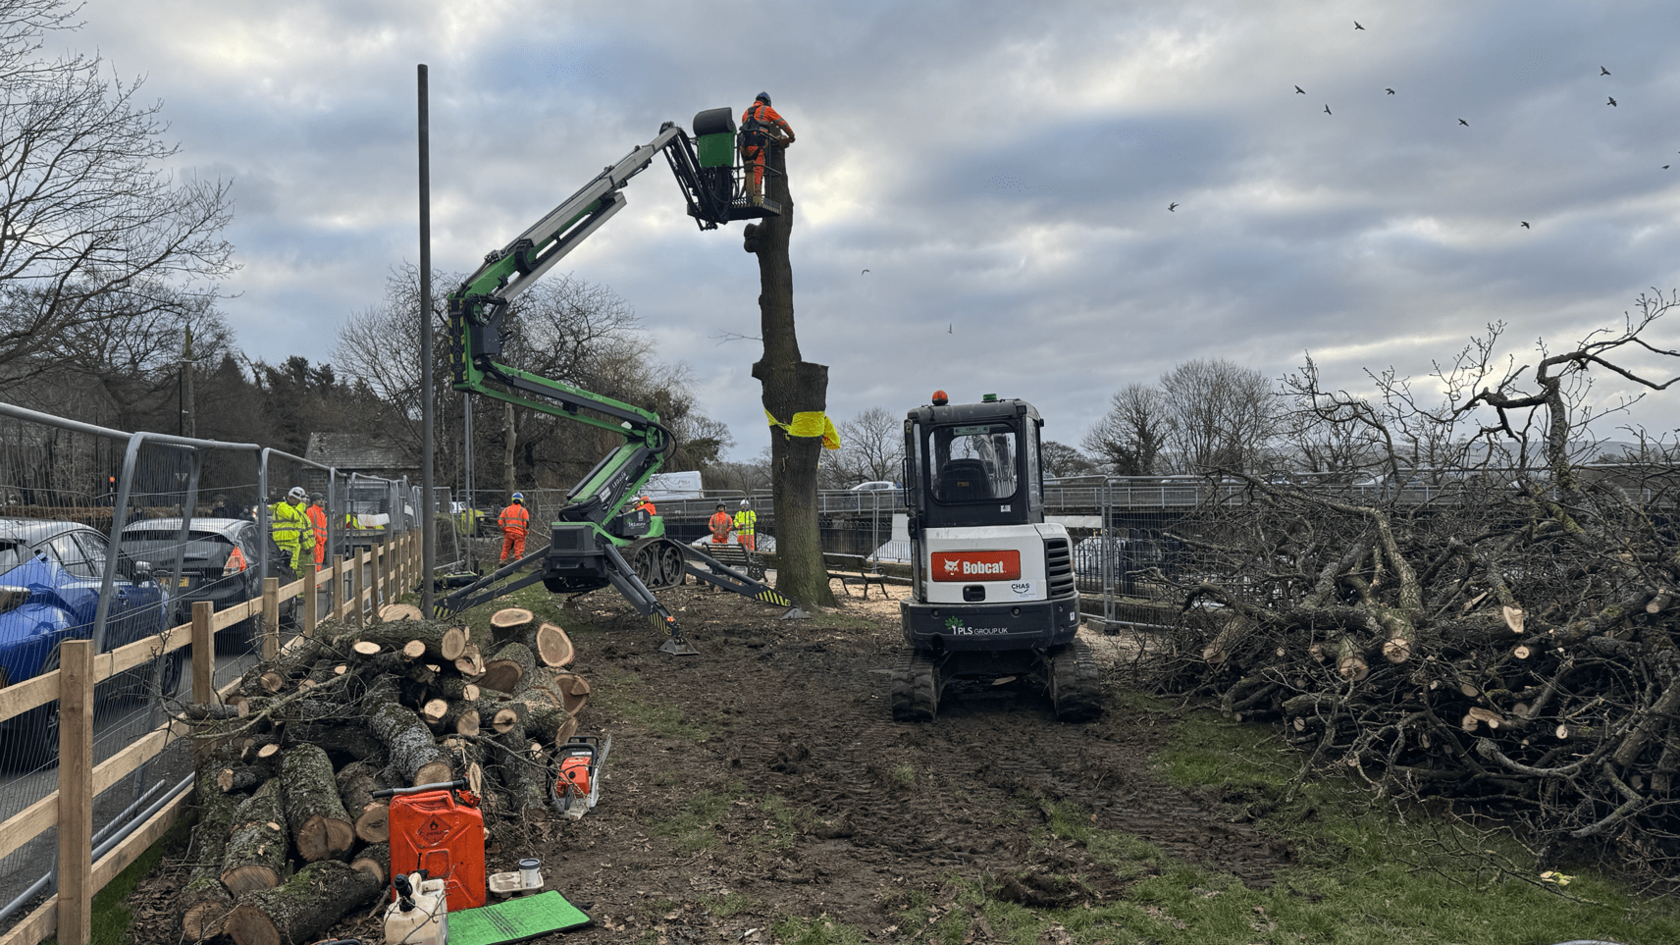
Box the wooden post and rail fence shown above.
[0,531,424,945]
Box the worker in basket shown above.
[634,494,657,516]
[499,491,531,563]
[740,92,794,206]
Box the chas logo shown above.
[930,550,1022,582]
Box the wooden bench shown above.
[827,553,889,599]
[697,539,766,580]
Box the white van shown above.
[642,471,703,501]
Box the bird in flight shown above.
[1168,202,1178,211]
[1324,104,1332,115]
[1386,88,1396,95]
[1354,21,1365,30]
[1295,85,1305,94]
[1601,66,1611,76]
[948,323,953,334]
[1520,221,1530,229]
[1665,165,1671,170]
[1459,118,1469,126]
[1607,96,1617,107]
[861,269,870,274]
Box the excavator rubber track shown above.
[890,648,943,722]
[1048,639,1103,723]
[623,536,691,589]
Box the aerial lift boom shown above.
[438,108,789,653]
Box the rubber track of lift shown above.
[889,648,940,723]
[1050,639,1103,723]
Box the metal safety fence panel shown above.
[0,401,424,940]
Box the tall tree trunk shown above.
[503,401,516,494]
[746,144,836,608]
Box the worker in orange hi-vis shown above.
[708,502,734,544]
[739,92,794,205]
[634,495,657,516]
[498,492,531,563]
[305,493,329,566]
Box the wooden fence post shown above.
[371,541,384,618]
[261,577,280,660]
[57,638,94,945]
[332,552,345,622]
[191,601,214,705]
[349,548,362,628]
[303,561,318,636]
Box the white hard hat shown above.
[740,499,751,509]
[287,486,307,502]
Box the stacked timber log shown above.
[179,608,579,944]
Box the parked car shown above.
[850,480,899,493]
[119,517,297,650]
[0,519,176,769]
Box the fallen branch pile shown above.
[178,606,585,945]
[1153,471,1680,877]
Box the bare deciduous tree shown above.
[0,0,234,390]
[1159,358,1277,474]
[824,407,903,488]
[1083,383,1169,476]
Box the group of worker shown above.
[708,499,758,550]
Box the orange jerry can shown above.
[386,787,487,910]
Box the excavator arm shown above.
[437,108,791,649]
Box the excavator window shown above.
[926,422,1019,504]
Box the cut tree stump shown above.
[335,761,390,843]
[220,779,289,895]
[349,841,390,885]
[479,642,535,694]
[366,699,454,786]
[181,760,243,939]
[379,603,425,622]
[533,622,574,667]
[490,607,534,642]
[280,744,355,862]
[225,859,381,945]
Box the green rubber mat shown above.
[447,891,592,945]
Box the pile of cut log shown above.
[179,607,584,945]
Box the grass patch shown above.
[587,667,715,741]
[46,815,192,945]
[649,787,737,852]
[700,891,756,918]
[771,915,868,945]
[892,763,916,785]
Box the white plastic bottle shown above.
[383,872,447,945]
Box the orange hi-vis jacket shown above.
[708,511,733,542]
[305,504,328,565]
[741,101,792,149]
[498,503,531,536]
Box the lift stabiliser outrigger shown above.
[437,108,792,654]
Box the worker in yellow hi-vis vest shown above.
[733,499,757,551]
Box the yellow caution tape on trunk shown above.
[764,409,840,450]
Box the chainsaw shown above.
[550,735,612,819]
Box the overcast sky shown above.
[68,0,1680,461]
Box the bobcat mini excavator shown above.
[437,107,791,653]
[890,391,1102,721]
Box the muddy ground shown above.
[128,579,1296,943]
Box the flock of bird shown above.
[1165,21,1665,228]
